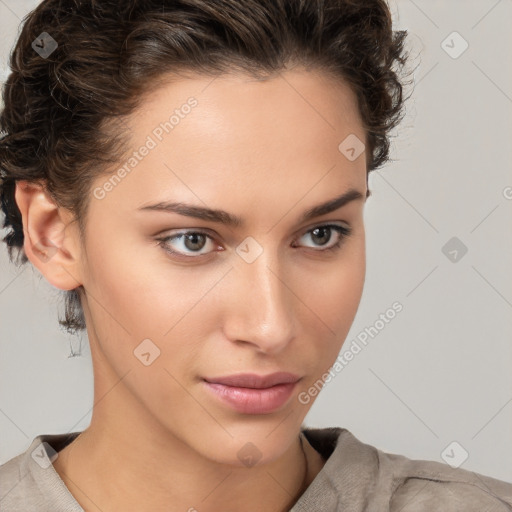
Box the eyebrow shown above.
[137,188,365,228]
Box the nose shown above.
[222,249,298,355]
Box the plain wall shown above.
[1,0,511,482]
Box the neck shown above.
[52,390,324,512]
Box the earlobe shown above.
[14,180,83,291]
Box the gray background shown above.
[1,0,511,482]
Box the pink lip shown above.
[204,372,300,388]
[203,372,301,414]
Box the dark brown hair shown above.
[0,0,412,335]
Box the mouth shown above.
[203,372,301,389]
[202,372,301,414]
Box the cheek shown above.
[302,235,365,331]
[84,229,215,333]
[81,239,214,404]
[298,235,366,373]
[336,236,366,334]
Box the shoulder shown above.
[0,451,25,502]
[302,427,512,511]
[0,433,83,511]
[0,442,43,511]
[343,429,512,511]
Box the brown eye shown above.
[294,224,352,252]
[156,223,352,262]
[156,231,216,258]
[182,232,207,251]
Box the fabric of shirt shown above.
[1,426,511,511]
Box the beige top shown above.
[1,426,511,511]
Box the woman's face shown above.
[76,68,367,464]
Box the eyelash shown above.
[155,224,352,261]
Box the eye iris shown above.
[311,227,331,246]
[184,233,206,251]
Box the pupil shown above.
[185,233,205,251]
[312,227,330,245]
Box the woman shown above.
[0,0,511,511]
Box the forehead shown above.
[130,67,363,141]
[91,68,367,220]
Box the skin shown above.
[15,67,368,512]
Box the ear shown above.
[14,180,83,291]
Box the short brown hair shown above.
[0,0,412,335]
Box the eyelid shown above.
[156,221,352,259]
[156,221,350,240]
[299,220,351,234]
[293,223,352,251]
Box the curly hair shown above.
[0,0,412,335]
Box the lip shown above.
[203,372,301,414]
[204,372,301,388]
